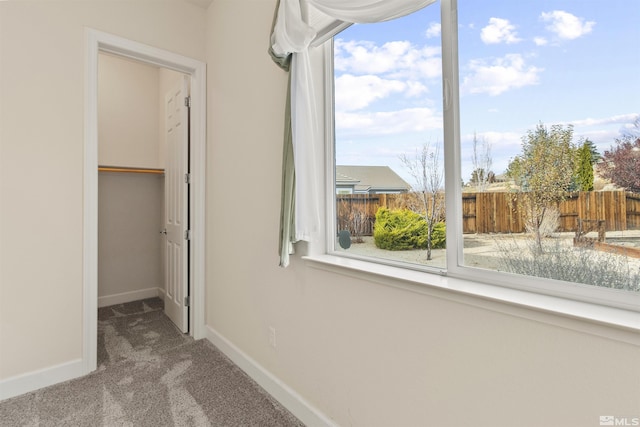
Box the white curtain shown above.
[307,0,437,24]
[271,0,436,266]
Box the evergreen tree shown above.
[575,142,594,191]
[581,138,601,163]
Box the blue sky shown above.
[333,0,639,186]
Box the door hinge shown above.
[184,230,191,241]
[184,96,191,108]
[184,173,191,184]
[184,296,190,307]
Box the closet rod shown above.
[98,166,164,175]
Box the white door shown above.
[164,76,190,333]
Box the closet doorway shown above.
[85,29,206,375]
[97,53,190,332]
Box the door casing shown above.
[84,29,206,374]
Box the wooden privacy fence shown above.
[336,193,409,237]
[337,191,640,235]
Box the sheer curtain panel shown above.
[270,0,437,267]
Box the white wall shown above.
[0,0,206,380]
[98,172,164,305]
[205,2,640,426]
[98,53,161,169]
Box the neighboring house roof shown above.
[336,165,411,193]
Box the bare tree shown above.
[399,141,445,260]
[471,132,493,192]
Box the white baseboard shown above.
[204,326,337,427]
[0,358,85,401]
[98,287,161,308]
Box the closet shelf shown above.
[98,166,164,175]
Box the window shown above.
[328,0,640,310]
[332,4,446,269]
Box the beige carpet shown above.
[0,299,304,427]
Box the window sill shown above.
[302,254,640,345]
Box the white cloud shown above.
[540,10,595,40]
[335,39,441,79]
[406,55,442,81]
[480,18,522,44]
[425,22,441,39]
[462,131,522,150]
[533,37,548,46]
[335,74,406,112]
[567,113,638,128]
[462,54,543,96]
[335,40,407,74]
[333,38,441,112]
[336,108,442,136]
[576,129,620,148]
[335,74,429,112]
[405,81,429,97]
[622,119,640,138]
[568,113,640,146]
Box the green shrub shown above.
[430,222,446,249]
[373,207,445,251]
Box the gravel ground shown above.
[335,230,640,273]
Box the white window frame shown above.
[310,0,640,330]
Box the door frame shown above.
[84,29,206,374]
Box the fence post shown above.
[576,217,582,239]
[598,220,606,242]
